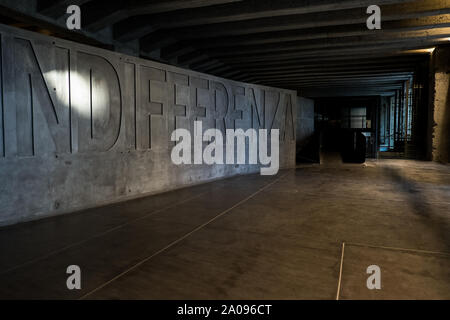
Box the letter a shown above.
[66,5,81,30]
[66,265,81,290]
[366,5,381,30]
[171,129,192,165]
[366,265,381,290]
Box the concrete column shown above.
[431,46,450,163]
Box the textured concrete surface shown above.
[431,46,450,164]
[340,244,450,299]
[0,24,296,226]
[0,159,448,299]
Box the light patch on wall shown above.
[44,69,109,119]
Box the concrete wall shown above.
[0,24,297,226]
[431,46,450,163]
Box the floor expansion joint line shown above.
[79,174,287,300]
[346,242,450,256]
[0,191,210,276]
[336,242,345,300]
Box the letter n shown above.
[2,37,70,157]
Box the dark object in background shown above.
[342,131,366,163]
[296,132,320,163]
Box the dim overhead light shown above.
[401,48,435,54]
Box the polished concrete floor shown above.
[0,159,449,299]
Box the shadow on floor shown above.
[381,166,450,253]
